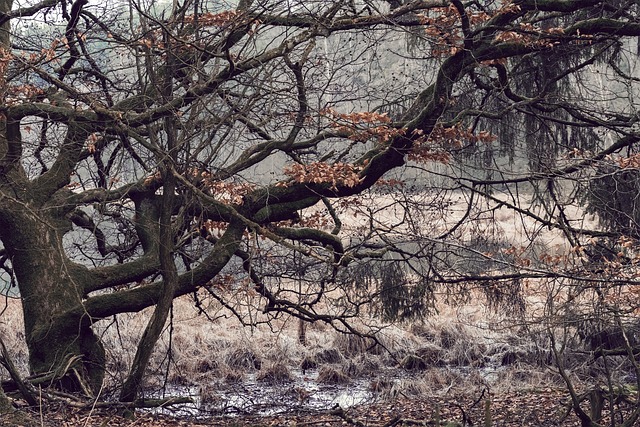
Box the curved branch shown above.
[271,226,344,260]
[58,0,88,81]
[566,18,640,36]
[68,209,108,256]
[282,50,310,146]
[29,123,91,201]
[63,181,147,206]
[451,0,471,50]
[81,219,246,319]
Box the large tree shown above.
[1,0,640,406]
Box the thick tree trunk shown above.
[0,0,105,395]
[0,208,105,394]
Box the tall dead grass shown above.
[0,289,551,403]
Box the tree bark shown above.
[0,206,104,394]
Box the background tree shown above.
[0,0,640,412]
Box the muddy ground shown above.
[0,389,608,426]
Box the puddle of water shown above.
[142,369,375,418]
[143,365,504,418]
[205,370,375,416]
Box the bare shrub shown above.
[439,325,462,349]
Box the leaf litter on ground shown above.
[0,389,604,427]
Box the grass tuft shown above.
[256,363,293,385]
[225,348,262,372]
[316,366,351,384]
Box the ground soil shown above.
[0,389,609,426]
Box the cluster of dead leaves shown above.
[408,124,496,164]
[281,162,362,190]
[188,168,255,205]
[617,153,640,169]
[413,1,568,57]
[183,11,240,27]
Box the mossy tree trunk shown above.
[0,0,103,394]
[0,206,105,393]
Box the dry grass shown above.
[256,363,293,384]
[0,291,556,397]
[0,279,580,416]
[316,366,351,384]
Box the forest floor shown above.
[0,389,602,427]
